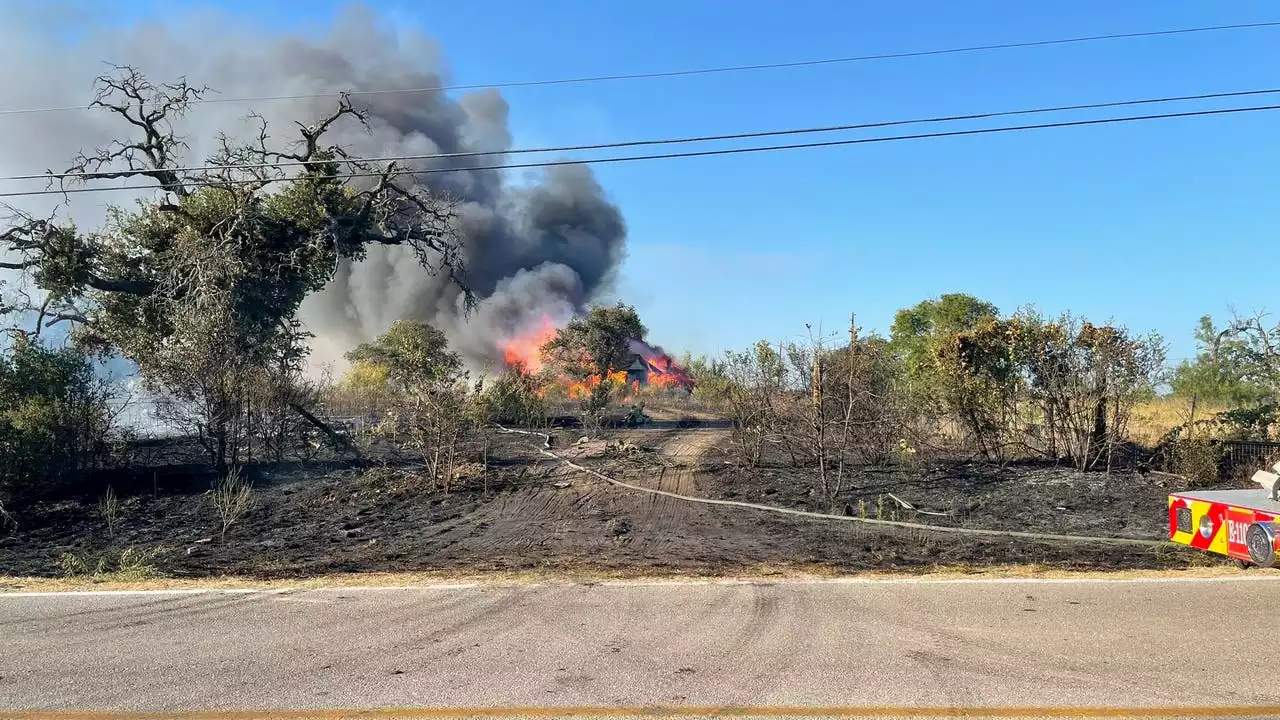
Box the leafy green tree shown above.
[0,67,471,470]
[346,320,463,395]
[0,335,113,512]
[889,293,999,390]
[1170,315,1271,408]
[540,303,646,380]
[1192,312,1280,440]
[685,354,734,404]
[347,321,474,489]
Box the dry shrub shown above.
[479,369,546,427]
[98,485,121,537]
[1170,439,1223,486]
[210,468,253,541]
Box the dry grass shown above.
[1,559,1264,593]
[1128,397,1227,446]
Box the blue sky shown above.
[32,0,1280,362]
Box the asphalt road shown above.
[3,577,1280,719]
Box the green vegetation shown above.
[346,320,481,490]
[0,68,1275,537]
[478,370,547,427]
[58,547,163,581]
[1170,316,1272,407]
[0,334,113,515]
[540,303,647,428]
[541,302,647,380]
[347,321,464,394]
[1166,314,1278,440]
[889,292,999,398]
[689,302,1168,479]
[0,67,473,477]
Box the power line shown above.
[1,20,1277,117]
[0,102,1275,200]
[9,87,1279,183]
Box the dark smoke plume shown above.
[0,5,627,372]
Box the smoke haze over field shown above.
[0,4,627,373]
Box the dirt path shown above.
[496,414,735,559]
[649,425,728,499]
[606,421,732,555]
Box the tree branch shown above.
[53,64,210,197]
[274,94,367,164]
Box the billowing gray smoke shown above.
[0,5,626,372]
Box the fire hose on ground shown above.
[493,425,1169,549]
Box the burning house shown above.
[623,353,695,393]
[498,318,694,396]
[624,339,695,393]
[625,356,650,387]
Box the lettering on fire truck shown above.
[1228,518,1251,545]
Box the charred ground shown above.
[0,406,1232,580]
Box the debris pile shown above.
[605,440,654,460]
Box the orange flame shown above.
[634,351,694,392]
[501,316,558,374]
[500,318,690,402]
[563,369,627,399]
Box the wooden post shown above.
[1188,393,1198,440]
[848,312,858,402]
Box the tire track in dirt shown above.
[627,423,730,557]
[455,478,596,556]
[420,419,734,567]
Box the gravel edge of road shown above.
[3,562,1272,593]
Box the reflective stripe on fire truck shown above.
[1168,496,1228,554]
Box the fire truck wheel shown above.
[1244,522,1277,569]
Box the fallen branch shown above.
[290,402,360,458]
[885,492,951,518]
[1146,469,1192,484]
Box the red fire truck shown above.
[1168,462,1280,568]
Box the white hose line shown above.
[495,425,1169,548]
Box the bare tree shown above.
[721,341,790,468]
[784,326,840,508]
